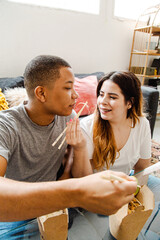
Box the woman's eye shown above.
[65,87,71,90]
[99,93,104,97]
[110,96,116,99]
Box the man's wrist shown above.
[58,178,82,209]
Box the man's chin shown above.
[58,110,73,116]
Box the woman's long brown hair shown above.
[92,71,143,170]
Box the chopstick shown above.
[52,127,67,147]
[101,173,141,188]
[133,197,142,206]
[52,101,88,149]
[58,136,66,150]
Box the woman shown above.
[80,71,151,175]
[67,71,160,239]
[76,71,160,239]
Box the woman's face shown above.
[97,80,131,123]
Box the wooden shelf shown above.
[135,26,160,35]
[131,51,160,56]
[129,6,160,86]
[135,74,160,78]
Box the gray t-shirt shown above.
[0,104,76,182]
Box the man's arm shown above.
[66,118,93,177]
[0,170,137,222]
[0,155,7,176]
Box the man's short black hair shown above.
[24,55,71,97]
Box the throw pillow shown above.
[75,72,104,82]
[74,76,98,116]
[4,87,28,108]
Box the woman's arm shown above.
[134,158,151,174]
[134,118,152,174]
[58,146,73,180]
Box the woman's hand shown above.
[66,117,93,177]
[66,117,86,151]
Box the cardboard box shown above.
[37,209,68,240]
[109,185,155,240]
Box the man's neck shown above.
[24,103,55,126]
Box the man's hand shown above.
[73,170,137,215]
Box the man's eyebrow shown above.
[64,80,73,84]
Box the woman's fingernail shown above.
[70,119,73,122]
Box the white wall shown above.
[0,0,136,77]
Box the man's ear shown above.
[34,86,46,102]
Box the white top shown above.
[80,114,151,175]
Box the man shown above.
[0,55,92,181]
[0,55,137,236]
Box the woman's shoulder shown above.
[80,114,94,130]
[80,114,94,140]
[138,116,150,125]
[80,114,94,124]
[135,116,150,132]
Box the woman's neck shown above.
[110,118,132,151]
[109,117,132,130]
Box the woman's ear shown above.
[128,97,134,109]
[127,102,132,110]
[34,86,46,103]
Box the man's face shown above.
[44,67,78,116]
